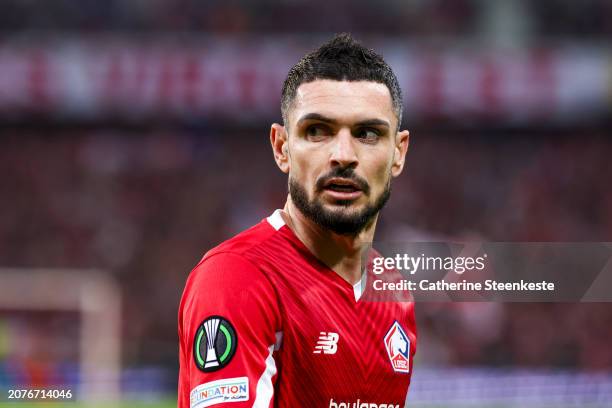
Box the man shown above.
[178,33,416,408]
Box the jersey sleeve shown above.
[178,252,281,408]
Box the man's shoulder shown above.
[182,213,283,303]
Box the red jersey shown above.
[178,210,417,408]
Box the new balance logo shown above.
[313,332,339,354]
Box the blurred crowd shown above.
[1,127,611,378]
[0,0,610,39]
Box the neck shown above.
[280,195,377,285]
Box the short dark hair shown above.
[281,33,403,129]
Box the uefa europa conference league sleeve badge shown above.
[193,316,238,372]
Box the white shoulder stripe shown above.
[266,209,285,231]
[253,344,277,407]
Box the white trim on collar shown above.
[353,279,362,301]
[266,209,285,231]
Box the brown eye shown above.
[306,125,330,140]
[355,128,380,142]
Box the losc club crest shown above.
[383,321,410,374]
[193,316,237,372]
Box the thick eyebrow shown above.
[296,113,338,127]
[296,113,390,129]
[354,119,390,129]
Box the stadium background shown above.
[0,0,611,407]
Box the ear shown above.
[391,130,410,177]
[270,123,290,174]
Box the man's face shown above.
[275,79,408,235]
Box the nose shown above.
[329,128,358,169]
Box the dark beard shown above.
[289,172,391,236]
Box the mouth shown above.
[322,178,363,200]
[324,178,362,192]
